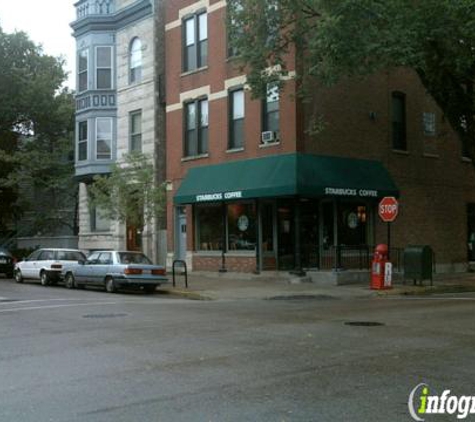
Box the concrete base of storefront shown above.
[308,270,371,286]
[183,267,475,287]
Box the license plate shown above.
[143,270,151,275]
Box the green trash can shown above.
[403,245,434,285]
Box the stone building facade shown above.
[72,0,162,260]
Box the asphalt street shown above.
[0,278,474,422]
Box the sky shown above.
[0,1,76,89]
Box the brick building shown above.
[164,0,475,276]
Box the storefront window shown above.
[196,205,223,251]
[228,203,256,251]
[338,203,367,245]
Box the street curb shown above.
[156,288,216,301]
[376,284,475,296]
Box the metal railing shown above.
[172,260,188,289]
[320,245,404,272]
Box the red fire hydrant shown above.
[370,244,392,290]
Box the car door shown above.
[75,252,100,284]
[35,250,55,279]
[20,250,41,279]
[93,252,113,286]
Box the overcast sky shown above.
[0,1,76,89]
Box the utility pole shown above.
[154,0,167,265]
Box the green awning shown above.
[174,153,399,204]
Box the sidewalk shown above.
[157,271,475,301]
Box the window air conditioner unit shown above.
[261,131,277,144]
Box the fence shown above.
[320,245,404,272]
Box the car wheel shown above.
[40,271,50,286]
[14,270,23,283]
[144,285,156,294]
[105,277,117,293]
[65,273,75,289]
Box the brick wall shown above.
[193,255,257,273]
[165,0,475,272]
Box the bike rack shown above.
[172,259,188,289]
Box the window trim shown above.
[183,97,209,158]
[229,87,245,150]
[182,11,208,72]
[77,120,88,162]
[262,83,280,139]
[95,117,113,160]
[78,49,89,93]
[95,45,113,90]
[129,110,142,153]
[129,37,142,84]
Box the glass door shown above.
[277,200,295,270]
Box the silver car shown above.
[14,248,87,286]
[63,251,168,293]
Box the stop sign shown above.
[379,197,399,222]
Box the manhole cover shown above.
[267,294,337,301]
[344,321,385,327]
[83,313,128,319]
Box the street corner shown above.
[156,287,216,301]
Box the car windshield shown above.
[118,253,152,265]
[56,251,86,261]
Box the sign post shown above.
[378,197,399,259]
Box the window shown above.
[87,252,101,264]
[184,98,208,157]
[262,83,280,137]
[38,250,55,261]
[96,117,112,160]
[96,46,112,89]
[57,251,86,261]
[196,205,224,251]
[129,38,142,83]
[229,89,245,149]
[195,203,257,252]
[78,121,88,161]
[183,12,207,72]
[91,205,110,232]
[130,111,142,152]
[227,203,256,251]
[78,49,88,92]
[227,1,244,57]
[97,252,112,265]
[392,92,407,150]
[423,112,436,137]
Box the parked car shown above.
[63,251,168,293]
[0,249,15,279]
[14,248,87,286]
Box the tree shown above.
[88,152,166,230]
[7,89,78,235]
[0,26,70,233]
[228,0,475,158]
